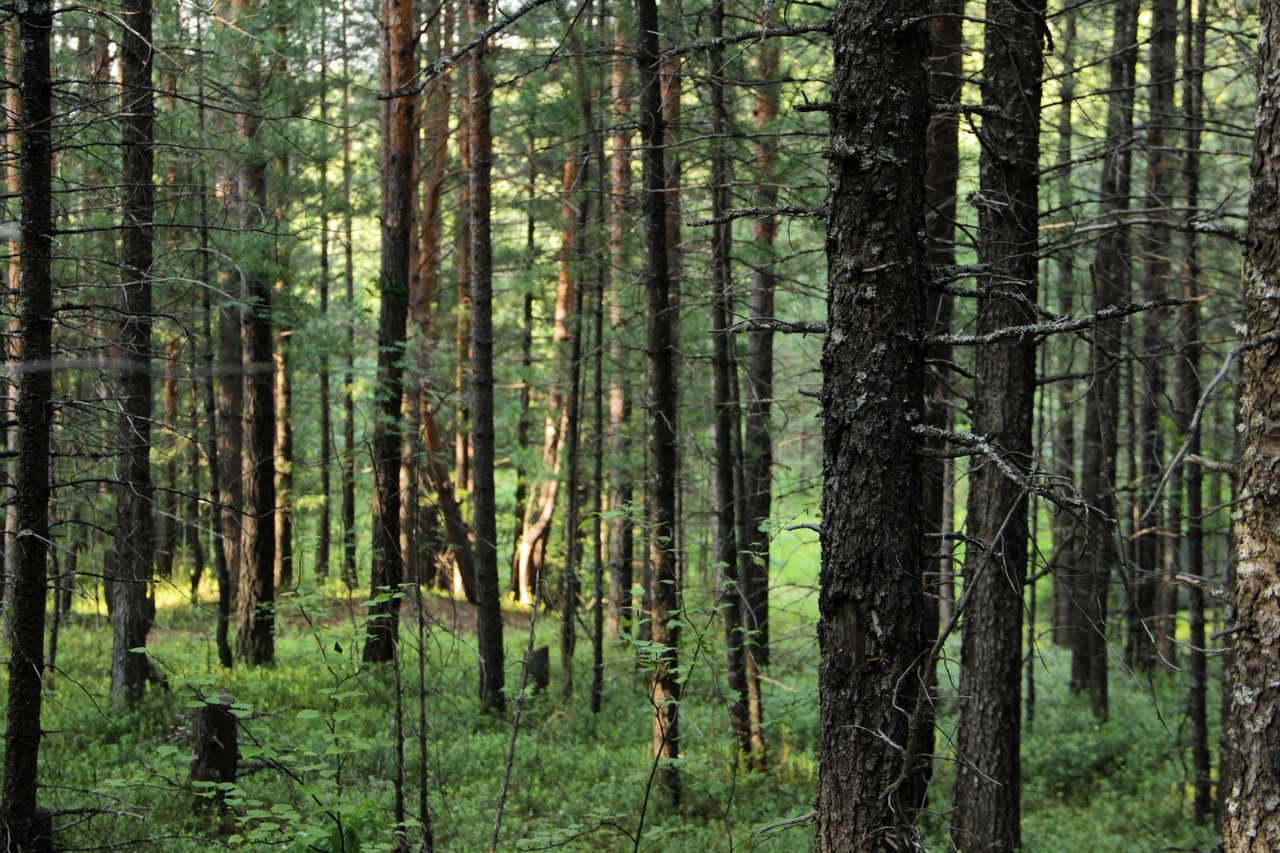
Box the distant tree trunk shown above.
[365,0,416,664]
[589,109,607,713]
[1076,0,1139,720]
[950,0,1043,846]
[1134,0,1178,672]
[275,325,294,589]
[316,19,333,581]
[741,15,777,669]
[815,0,930,846]
[341,2,358,590]
[606,26,634,638]
[155,342,179,580]
[469,0,505,713]
[1181,0,1211,823]
[235,0,276,665]
[111,0,156,709]
[635,0,681,802]
[1220,0,1280,841]
[708,0,750,756]
[0,0,53,840]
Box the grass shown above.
[9,562,1219,852]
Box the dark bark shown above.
[740,11,776,670]
[1219,0,1280,843]
[111,0,156,709]
[190,693,239,810]
[1181,0,1211,823]
[814,0,930,846]
[949,0,1043,847]
[364,0,416,664]
[470,0,505,713]
[317,20,332,581]
[636,0,681,802]
[1075,0,1139,720]
[341,2,358,590]
[0,0,53,839]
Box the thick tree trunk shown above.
[470,0,505,713]
[815,0,931,846]
[0,0,53,839]
[111,0,156,709]
[950,0,1043,846]
[1219,0,1280,844]
[364,0,416,663]
[1075,0,1139,720]
[635,0,681,802]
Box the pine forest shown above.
[0,0,1279,848]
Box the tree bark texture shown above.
[1220,0,1280,845]
[111,0,156,710]
[0,0,53,840]
[365,0,416,663]
[814,0,930,847]
[635,0,681,802]
[470,0,505,713]
[950,0,1043,847]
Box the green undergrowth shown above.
[6,577,1219,852]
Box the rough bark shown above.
[814,0,930,846]
[950,0,1043,846]
[364,0,416,663]
[636,0,681,802]
[1219,0,1280,844]
[470,0,505,713]
[0,0,53,839]
[111,0,157,709]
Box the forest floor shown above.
[16,562,1218,852]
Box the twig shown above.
[756,811,816,834]
[663,22,832,58]
[718,317,826,335]
[490,574,544,853]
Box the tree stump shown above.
[191,690,238,809]
[527,645,550,693]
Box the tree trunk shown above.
[341,2,358,591]
[815,0,930,846]
[1075,0,1139,720]
[275,326,294,589]
[364,0,416,663]
[1219,0,1280,843]
[950,0,1043,846]
[111,0,156,710]
[635,0,681,802]
[0,0,53,839]
[1181,0,1211,823]
[469,0,505,713]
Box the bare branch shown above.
[379,0,557,100]
[717,317,827,335]
[662,22,833,58]
[688,205,824,227]
[926,297,1183,347]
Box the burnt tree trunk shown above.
[814,0,931,847]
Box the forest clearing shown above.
[0,0,1277,847]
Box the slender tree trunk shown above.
[1134,0,1179,671]
[816,0,930,846]
[275,325,294,589]
[1075,0,1139,720]
[0,0,53,839]
[341,2,358,590]
[234,0,276,664]
[606,24,634,638]
[635,0,681,801]
[950,0,1043,846]
[111,0,156,709]
[1182,0,1211,823]
[1220,0,1280,841]
[470,0,505,713]
[365,0,416,663]
[316,18,332,581]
